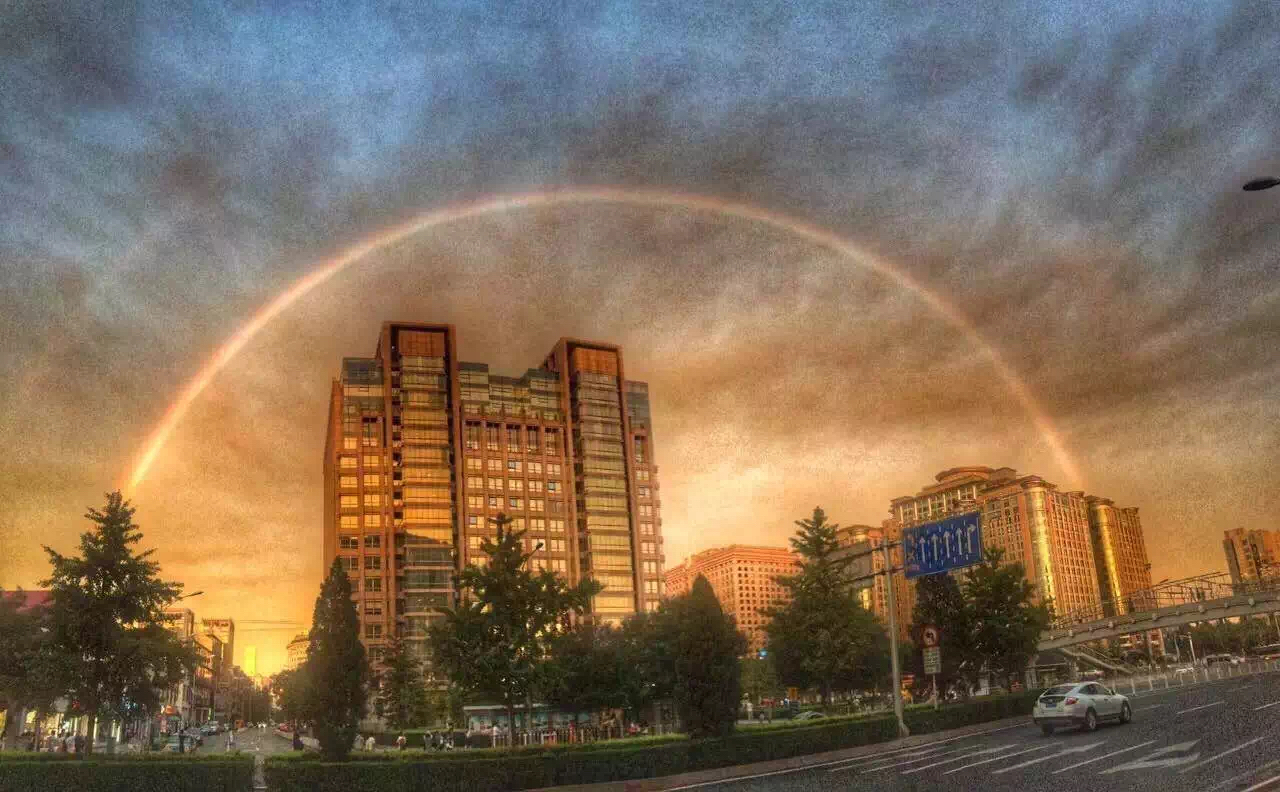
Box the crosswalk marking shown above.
[899,745,1019,775]
[991,741,1105,775]
[1100,740,1201,774]
[1051,741,1155,774]
[1254,701,1280,711]
[1178,736,1268,774]
[839,745,971,774]
[1178,701,1225,715]
[942,745,1049,775]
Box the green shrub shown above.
[264,691,1043,792]
[0,756,254,792]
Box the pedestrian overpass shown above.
[1037,573,1280,651]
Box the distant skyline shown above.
[3,2,1279,675]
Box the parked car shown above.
[1032,681,1131,735]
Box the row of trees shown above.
[0,493,199,755]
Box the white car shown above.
[1033,682,1131,735]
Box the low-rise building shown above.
[663,545,798,653]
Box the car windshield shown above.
[3,2,1279,789]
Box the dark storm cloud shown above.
[3,0,1280,670]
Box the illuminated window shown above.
[488,477,503,490]
[363,493,382,508]
[364,514,382,527]
[529,499,544,513]
[466,476,483,489]
[639,522,654,536]
[508,478,523,492]
[488,495,499,509]
[340,515,359,529]
[340,456,357,468]
[340,495,359,509]
[487,459,502,472]
[546,463,562,476]
[548,519,566,533]
[507,459,522,473]
[343,437,358,450]
[466,457,482,471]
[363,455,380,467]
[643,561,658,575]
[339,475,358,488]
[508,497,523,510]
[642,542,656,555]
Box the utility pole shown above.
[883,548,909,738]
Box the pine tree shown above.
[376,635,430,730]
[41,492,196,755]
[763,507,885,703]
[663,576,745,738]
[304,557,368,760]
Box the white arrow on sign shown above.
[1100,741,1201,774]
[992,741,1105,774]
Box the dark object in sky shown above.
[1242,177,1280,191]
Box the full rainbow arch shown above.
[123,186,1081,491]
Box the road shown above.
[679,671,1280,792]
[196,725,295,756]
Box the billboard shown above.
[903,511,982,579]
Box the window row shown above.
[462,476,561,493]
[338,535,382,550]
[465,495,561,513]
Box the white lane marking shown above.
[1255,701,1280,711]
[1243,772,1280,792]
[1211,759,1280,792]
[1101,741,1202,774]
[992,741,1105,775]
[1178,701,1225,715]
[836,745,971,774]
[657,723,1022,790]
[942,745,1050,775]
[898,744,1020,775]
[1179,736,1269,774]
[1051,741,1156,774]
[1136,704,1165,712]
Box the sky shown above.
[2,1,1279,675]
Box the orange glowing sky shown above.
[3,2,1280,675]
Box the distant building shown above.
[285,633,310,671]
[836,524,913,642]
[243,646,257,677]
[1223,528,1280,585]
[1087,497,1154,614]
[201,619,235,681]
[663,545,798,653]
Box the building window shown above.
[642,542,656,555]
[643,561,658,575]
[508,478,523,492]
[529,518,546,532]
[465,423,481,450]
[487,477,503,490]
[544,481,557,493]
[507,459,522,473]
[340,515,359,530]
[548,539,566,553]
[343,437,358,450]
[467,476,483,489]
[546,463,562,476]
[364,557,382,571]
[548,519,565,533]
[488,495,500,509]
[507,426,521,451]
[365,513,382,527]
[466,457,482,471]
[340,456,357,468]
[528,479,543,493]
[486,424,500,451]
[341,556,359,571]
[508,497,524,510]
[340,495,359,509]
[545,429,561,455]
[466,495,484,509]
[364,535,381,549]
[528,461,543,474]
[549,559,567,573]
[365,577,382,592]
[527,427,540,450]
[645,580,659,595]
[339,475,358,489]
[363,454,380,467]
[638,486,651,499]
[364,474,382,487]
[363,493,383,508]
[365,603,383,617]
[634,437,647,463]
[339,536,359,550]
[639,504,653,517]
[636,469,649,482]
[365,624,383,639]
[639,522,654,536]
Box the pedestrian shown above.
[365,735,376,752]
[423,733,430,751]
[73,733,84,756]
[226,729,235,752]
[292,732,303,751]
[396,733,406,751]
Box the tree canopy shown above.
[304,557,368,761]
[662,576,745,738]
[40,492,196,754]
[375,635,431,730]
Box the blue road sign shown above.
[903,511,982,579]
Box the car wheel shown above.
[1120,703,1131,724]
[1041,724,1055,736]
[1083,709,1098,732]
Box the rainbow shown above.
[123,186,1082,490]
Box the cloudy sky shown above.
[2,1,1279,673]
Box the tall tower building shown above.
[1086,497,1153,614]
[201,618,235,677]
[1223,528,1280,584]
[323,322,665,668]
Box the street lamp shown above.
[1243,177,1280,191]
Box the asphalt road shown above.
[677,671,1280,792]
[197,726,293,755]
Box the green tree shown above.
[0,590,61,751]
[375,635,431,730]
[41,492,196,755]
[739,654,782,706]
[429,513,600,730]
[963,549,1052,688]
[910,572,978,691]
[763,507,887,703]
[663,576,745,737]
[271,666,310,728]
[542,624,624,721]
[304,557,368,761]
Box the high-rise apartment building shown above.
[1086,497,1154,614]
[285,633,310,671]
[1224,528,1280,584]
[837,524,914,642]
[323,322,665,668]
[201,618,235,678]
[663,545,798,652]
[889,467,1153,621]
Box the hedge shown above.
[0,756,254,792]
[265,690,1041,792]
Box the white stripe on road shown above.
[1136,705,1165,712]
[991,742,1105,775]
[1255,701,1280,711]
[1179,737,1269,774]
[1050,741,1156,774]
[941,745,1050,775]
[658,723,1023,791]
[1242,773,1280,792]
[899,745,1021,775]
[1211,760,1280,792]
[1178,701,1225,715]
[836,745,971,773]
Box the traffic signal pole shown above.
[883,545,909,738]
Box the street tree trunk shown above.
[84,712,97,757]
